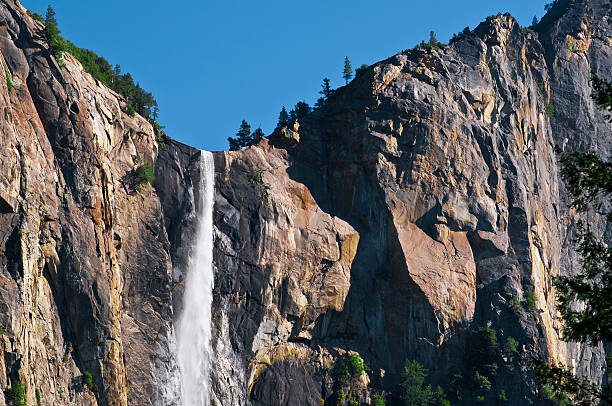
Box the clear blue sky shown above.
[23,1,549,151]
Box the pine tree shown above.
[289,101,311,123]
[251,128,264,144]
[236,119,251,146]
[343,56,352,85]
[315,78,334,108]
[531,16,539,27]
[43,5,60,49]
[320,78,334,99]
[228,120,252,151]
[429,31,438,46]
[277,107,290,128]
[45,5,57,26]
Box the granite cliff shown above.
[0,0,610,405]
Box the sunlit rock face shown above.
[0,0,611,405]
[0,1,175,405]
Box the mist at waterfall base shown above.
[176,151,215,406]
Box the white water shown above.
[177,151,215,406]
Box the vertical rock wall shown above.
[0,0,610,405]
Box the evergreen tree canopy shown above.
[400,360,450,406]
[429,31,438,46]
[251,128,264,144]
[315,78,335,109]
[289,101,311,123]
[320,78,334,99]
[277,107,290,128]
[37,6,161,125]
[343,56,353,85]
[45,5,57,26]
[227,120,264,150]
[355,64,369,77]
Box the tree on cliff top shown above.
[343,56,352,85]
[45,5,57,25]
[533,73,612,405]
[228,120,251,151]
[227,120,264,151]
[277,107,290,128]
[43,5,60,50]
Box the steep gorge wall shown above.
[0,0,610,405]
[200,3,612,404]
[0,1,178,405]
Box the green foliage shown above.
[542,385,572,405]
[251,128,264,145]
[414,31,447,51]
[249,171,264,186]
[504,336,519,354]
[35,388,41,405]
[498,389,508,402]
[315,78,335,108]
[335,388,345,406]
[0,324,5,334]
[533,359,610,405]
[533,72,612,405]
[568,37,574,53]
[40,6,159,121]
[126,104,136,117]
[400,360,449,406]
[277,106,290,128]
[507,297,523,316]
[545,103,555,118]
[45,5,57,26]
[320,78,334,99]
[4,65,14,92]
[591,74,612,120]
[289,101,311,123]
[449,372,464,400]
[83,371,94,391]
[355,64,369,77]
[525,290,536,309]
[27,10,44,22]
[429,31,439,47]
[149,117,168,143]
[348,353,364,376]
[450,27,471,44]
[473,371,492,393]
[473,327,497,360]
[228,120,264,151]
[135,163,155,187]
[55,50,65,67]
[343,56,352,85]
[332,353,365,387]
[371,393,386,406]
[5,381,26,406]
[553,146,612,343]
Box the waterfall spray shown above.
[177,151,215,406]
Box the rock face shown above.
[0,1,177,405]
[0,0,610,405]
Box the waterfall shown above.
[177,151,215,406]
